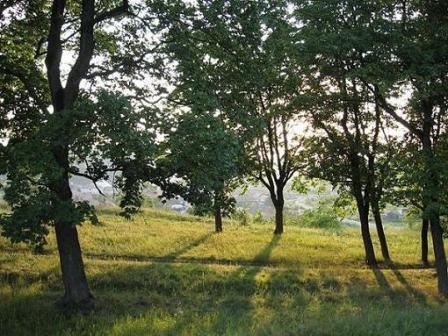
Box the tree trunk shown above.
[55,220,93,307]
[215,206,223,233]
[372,201,391,261]
[421,218,429,266]
[52,148,93,308]
[357,202,377,267]
[430,215,448,296]
[274,203,284,235]
[421,129,448,296]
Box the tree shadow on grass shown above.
[160,234,282,335]
[1,233,444,336]
[371,265,428,304]
[84,232,212,263]
[162,233,213,260]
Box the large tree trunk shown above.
[55,221,92,306]
[371,201,391,261]
[357,201,377,267]
[214,206,223,233]
[421,218,429,266]
[268,183,285,235]
[44,0,128,308]
[52,146,92,307]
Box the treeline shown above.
[0,0,447,308]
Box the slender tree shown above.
[365,0,448,295]
[155,112,242,232]
[298,0,395,265]
[156,0,303,234]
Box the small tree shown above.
[156,0,303,234]
[156,112,242,232]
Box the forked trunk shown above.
[421,131,448,296]
[421,218,429,266]
[372,202,391,261]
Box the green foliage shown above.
[253,210,266,225]
[0,0,162,256]
[0,91,155,246]
[188,203,213,217]
[293,208,342,230]
[157,0,304,208]
[232,208,250,226]
[156,112,242,218]
[291,177,327,195]
[287,198,342,230]
[403,207,422,230]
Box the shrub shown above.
[288,206,342,230]
[232,208,250,226]
[253,210,266,224]
[299,208,341,229]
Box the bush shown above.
[253,210,266,224]
[232,208,250,226]
[288,207,341,230]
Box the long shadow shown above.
[0,261,223,335]
[159,235,282,335]
[371,265,428,304]
[3,231,445,336]
[163,233,212,260]
[389,263,427,303]
[206,234,282,334]
[84,233,212,263]
[372,268,393,291]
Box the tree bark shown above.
[430,215,448,295]
[421,126,448,296]
[274,202,284,235]
[55,220,92,306]
[371,201,391,261]
[357,201,377,267]
[421,218,429,266]
[214,206,223,232]
[51,132,93,307]
[43,0,128,307]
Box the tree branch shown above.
[94,0,129,25]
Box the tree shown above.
[298,0,395,265]
[297,0,448,295]
[362,0,448,295]
[156,0,303,234]
[0,0,158,307]
[387,140,430,265]
[155,112,242,232]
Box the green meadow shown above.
[1,209,447,336]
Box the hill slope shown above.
[1,209,447,335]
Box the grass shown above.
[1,208,447,335]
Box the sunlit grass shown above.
[0,208,447,335]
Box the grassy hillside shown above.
[1,209,447,335]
